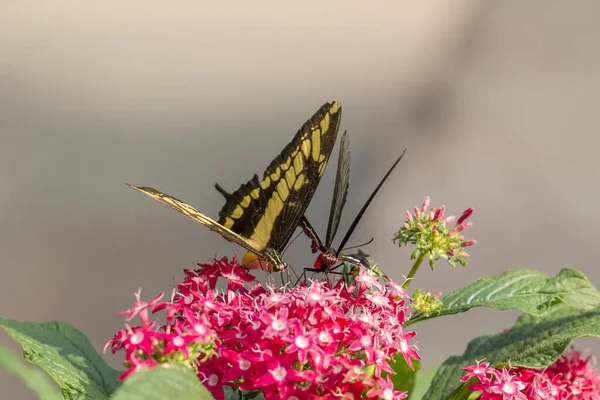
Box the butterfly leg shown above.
[294,268,312,286]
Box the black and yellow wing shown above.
[127,185,273,258]
[216,102,341,255]
[129,102,342,272]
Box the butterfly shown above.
[300,130,406,275]
[129,102,342,272]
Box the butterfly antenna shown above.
[341,237,374,252]
[336,149,407,256]
[282,229,304,255]
[287,262,300,283]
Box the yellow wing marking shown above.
[285,167,296,188]
[293,153,303,174]
[276,179,289,201]
[293,174,306,191]
[311,127,321,161]
[260,176,271,190]
[250,192,284,249]
[270,168,281,182]
[300,138,311,158]
[250,187,260,200]
[231,205,244,219]
[318,161,326,177]
[280,157,291,171]
[319,112,330,139]
[330,102,340,114]
[127,184,265,252]
[240,195,251,208]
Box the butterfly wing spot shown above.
[240,195,251,208]
[311,128,322,161]
[277,179,290,201]
[224,216,235,228]
[293,174,306,191]
[301,138,311,158]
[270,168,281,182]
[260,176,271,190]
[318,162,326,177]
[285,167,296,189]
[293,153,304,174]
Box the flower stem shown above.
[403,253,426,289]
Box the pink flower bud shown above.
[453,222,472,233]
[443,216,455,225]
[421,196,430,213]
[433,207,444,222]
[457,208,474,225]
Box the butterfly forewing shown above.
[127,185,265,255]
[216,102,342,254]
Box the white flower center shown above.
[208,373,219,386]
[295,336,309,349]
[361,335,372,347]
[272,319,286,331]
[502,382,516,394]
[319,331,332,343]
[130,332,144,345]
[272,366,286,381]
[239,359,251,371]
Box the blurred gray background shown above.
[2,1,599,398]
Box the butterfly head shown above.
[314,252,338,271]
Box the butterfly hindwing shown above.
[217,102,342,253]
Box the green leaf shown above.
[111,364,214,400]
[388,353,420,398]
[0,345,63,400]
[422,304,600,400]
[223,386,242,400]
[408,269,600,325]
[0,318,121,399]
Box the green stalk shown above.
[402,253,426,289]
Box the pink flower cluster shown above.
[104,289,217,380]
[107,257,420,400]
[461,348,600,399]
